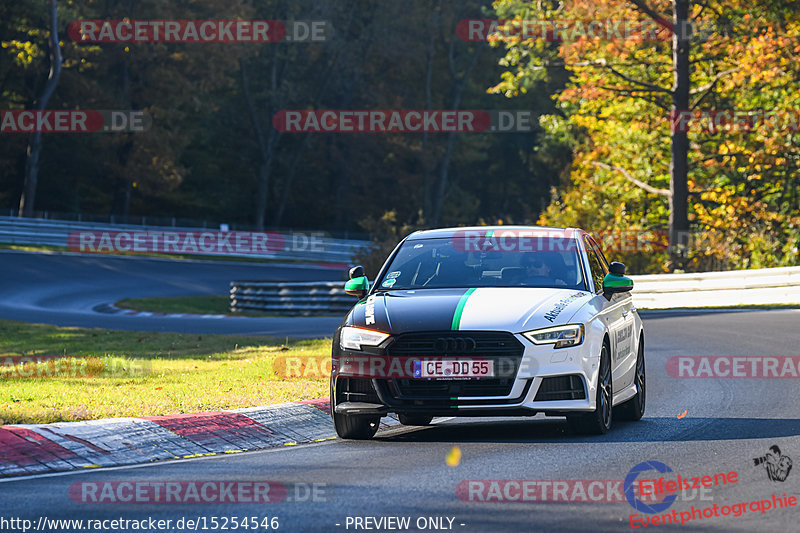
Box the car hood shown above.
[346,287,592,334]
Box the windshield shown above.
[375,236,587,291]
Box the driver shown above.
[521,253,567,286]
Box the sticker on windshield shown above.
[382,278,397,288]
[386,271,401,279]
[414,244,424,249]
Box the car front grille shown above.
[384,331,523,399]
[386,331,524,357]
[394,377,515,398]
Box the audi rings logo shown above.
[434,337,477,354]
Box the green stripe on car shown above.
[451,288,476,330]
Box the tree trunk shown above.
[116,59,134,220]
[241,58,281,230]
[430,42,482,226]
[421,7,437,223]
[669,0,691,270]
[273,133,312,227]
[18,0,62,218]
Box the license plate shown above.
[413,359,494,379]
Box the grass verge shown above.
[115,295,345,317]
[0,320,331,425]
[115,295,232,315]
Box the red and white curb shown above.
[0,399,399,478]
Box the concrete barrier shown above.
[231,267,800,315]
[631,266,800,308]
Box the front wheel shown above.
[568,342,613,435]
[398,414,433,426]
[332,409,380,440]
[617,338,645,421]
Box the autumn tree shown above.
[491,0,800,271]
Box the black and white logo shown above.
[753,445,792,482]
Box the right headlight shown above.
[522,324,585,349]
[340,326,390,351]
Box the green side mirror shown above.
[345,276,369,298]
[602,271,633,299]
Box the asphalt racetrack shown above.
[0,250,344,337]
[1,250,799,532]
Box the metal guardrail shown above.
[232,267,800,315]
[230,281,356,315]
[0,216,372,263]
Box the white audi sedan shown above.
[330,226,645,439]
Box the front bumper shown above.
[331,331,598,417]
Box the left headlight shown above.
[340,326,390,351]
[523,324,584,349]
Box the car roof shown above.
[405,226,585,241]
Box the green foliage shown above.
[0,0,569,234]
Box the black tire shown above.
[332,410,380,440]
[617,338,646,421]
[568,342,613,435]
[398,414,433,426]
[330,379,380,440]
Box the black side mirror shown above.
[349,265,365,280]
[609,262,626,276]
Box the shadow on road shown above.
[377,416,800,444]
[639,308,799,320]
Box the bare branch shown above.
[696,152,748,163]
[592,162,671,196]
[594,59,672,94]
[598,86,671,110]
[689,68,739,109]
